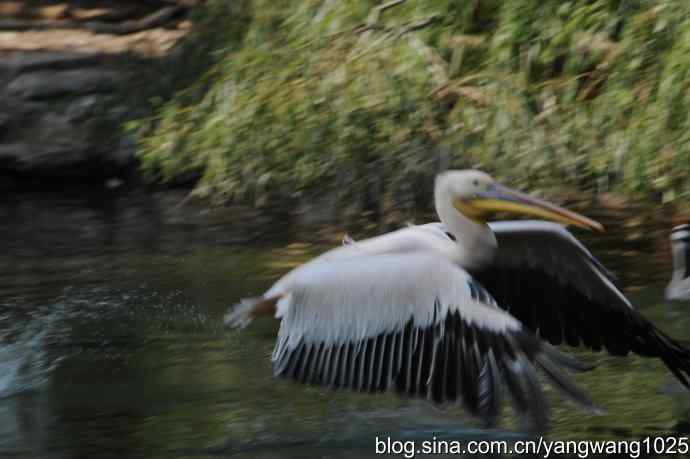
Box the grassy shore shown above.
[131,0,690,213]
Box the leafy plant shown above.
[133,0,690,210]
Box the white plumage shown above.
[273,253,518,347]
[225,169,690,428]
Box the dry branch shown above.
[366,0,406,27]
[437,85,488,106]
[449,34,486,48]
[397,15,440,36]
[86,5,184,35]
[0,5,185,34]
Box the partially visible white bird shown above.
[225,170,690,429]
[667,224,690,301]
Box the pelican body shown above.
[667,224,690,301]
[225,170,690,429]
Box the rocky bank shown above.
[0,0,195,184]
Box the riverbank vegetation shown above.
[132,0,690,211]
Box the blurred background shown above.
[1,1,690,458]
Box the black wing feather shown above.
[272,290,598,429]
[474,221,690,388]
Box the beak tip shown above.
[578,221,604,232]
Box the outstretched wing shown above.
[271,253,596,428]
[472,220,690,387]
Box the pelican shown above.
[225,170,690,428]
[667,224,690,300]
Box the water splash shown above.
[0,285,209,400]
[0,312,62,399]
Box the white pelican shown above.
[225,170,690,428]
[667,224,690,300]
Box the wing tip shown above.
[223,298,259,329]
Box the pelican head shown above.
[436,170,604,232]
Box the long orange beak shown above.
[455,183,604,232]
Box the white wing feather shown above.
[274,253,520,346]
[265,252,597,425]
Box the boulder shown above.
[0,0,193,182]
[0,51,103,75]
[63,95,101,123]
[0,142,88,174]
[7,69,120,100]
[0,141,134,176]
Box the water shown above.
[1,189,690,458]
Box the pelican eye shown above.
[444,231,456,241]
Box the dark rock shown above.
[0,1,192,182]
[0,111,11,130]
[63,95,101,123]
[114,135,137,166]
[0,96,42,115]
[7,69,120,100]
[0,97,44,139]
[32,112,86,143]
[0,51,104,75]
[0,143,88,173]
[0,141,134,177]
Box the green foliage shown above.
[133,0,690,207]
